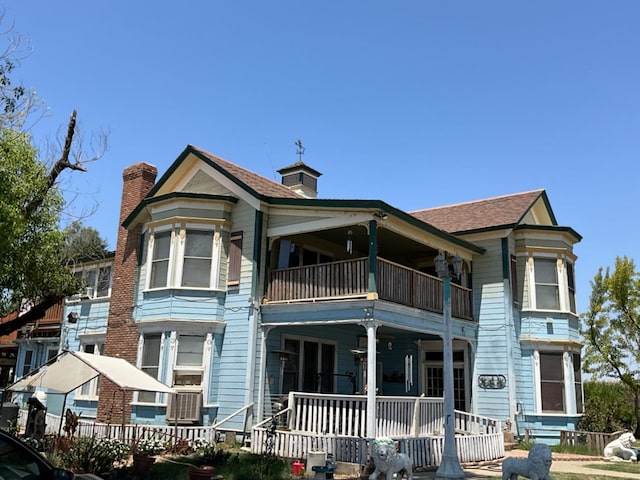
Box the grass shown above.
[101,450,294,480]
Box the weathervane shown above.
[295,139,305,162]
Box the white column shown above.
[366,320,377,438]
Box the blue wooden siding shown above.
[471,239,512,421]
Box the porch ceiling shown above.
[299,224,439,264]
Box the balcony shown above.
[268,257,473,321]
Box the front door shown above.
[281,337,336,394]
[419,340,468,411]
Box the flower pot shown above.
[188,465,215,480]
[133,453,156,475]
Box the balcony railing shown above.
[268,257,473,320]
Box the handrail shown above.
[211,402,254,430]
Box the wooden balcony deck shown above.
[268,257,474,320]
[252,392,504,467]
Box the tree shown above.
[582,256,640,436]
[0,15,106,335]
[59,220,109,266]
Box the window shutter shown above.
[228,232,243,286]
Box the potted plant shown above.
[188,439,231,480]
[132,438,165,474]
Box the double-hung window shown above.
[72,264,112,299]
[567,262,577,314]
[139,334,162,403]
[150,231,172,289]
[181,230,214,288]
[147,225,223,290]
[536,350,583,414]
[22,351,33,378]
[534,258,560,310]
[539,352,564,412]
[173,335,205,388]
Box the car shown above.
[0,429,102,479]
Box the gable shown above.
[411,190,556,234]
[182,169,233,196]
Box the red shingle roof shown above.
[410,190,546,233]
[190,145,304,199]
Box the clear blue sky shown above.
[3,1,639,316]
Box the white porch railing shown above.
[251,392,504,467]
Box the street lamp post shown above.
[434,253,465,480]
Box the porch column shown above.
[365,318,377,438]
[367,219,378,298]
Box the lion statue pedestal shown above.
[604,432,638,462]
[502,443,553,480]
[369,437,413,480]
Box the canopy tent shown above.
[8,350,176,394]
[6,350,177,437]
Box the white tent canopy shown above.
[8,350,176,395]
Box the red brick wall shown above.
[97,162,157,423]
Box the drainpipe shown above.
[244,211,264,428]
[256,326,270,423]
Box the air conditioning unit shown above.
[81,286,94,299]
[166,390,202,424]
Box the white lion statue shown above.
[502,443,553,480]
[604,432,637,462]
[369,437,413,480]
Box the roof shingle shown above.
[410,190,545,233]
[190,145,304,199]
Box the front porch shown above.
[251,392,504,468]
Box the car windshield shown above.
[0,437,43,479]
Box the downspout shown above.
[502,237,517,432]
[256,326,270,423]
[244,210,264,428]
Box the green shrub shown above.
[578,381,636,433]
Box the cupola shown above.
[277,140,322,198]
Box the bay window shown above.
[147,224,224,290]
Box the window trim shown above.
[533,348,582,415]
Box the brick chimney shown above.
[97,162,157,423]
